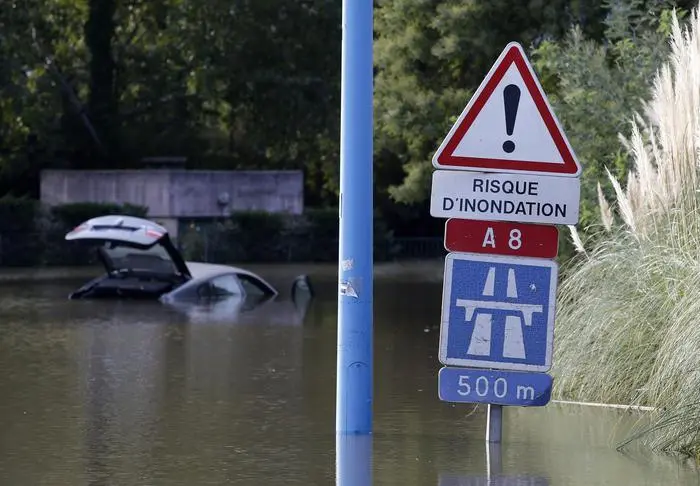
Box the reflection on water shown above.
[0,264,697,485]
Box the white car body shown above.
[64,215,283,302]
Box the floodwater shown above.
[0,262,697,486]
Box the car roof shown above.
[184,261,279,295]
[186,262,250,279]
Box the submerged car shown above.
[65,215,312,305]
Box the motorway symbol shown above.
[430,170,580,225]
[438,367,552,407]
[444,219,559,258]
[439,252,557,372]
[432,42,580,178]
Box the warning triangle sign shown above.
[432,42,581,177]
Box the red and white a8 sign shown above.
[444,219,559,259]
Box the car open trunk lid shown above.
[65,215,192,279]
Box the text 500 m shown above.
[456,375,536,400]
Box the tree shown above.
[374,0,608,205]
[532,0,686,228]
[0,0,89,194]
[375,0,691,229]
[85,0,117,163]
[0,0,344,205]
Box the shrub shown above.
[555,9,700,456]
[228,211,289,262]
[178,208,395,264]
[0,196,42,266]
[301,207,395,261]
[532,2,680,230]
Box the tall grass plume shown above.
[555,8,700,456]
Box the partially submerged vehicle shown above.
[65,215,313,307]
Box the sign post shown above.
[336,0,374,435]
[430,42,582,442]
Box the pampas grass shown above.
[555,8,700,455]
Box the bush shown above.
[555,10,700,456]
[0,201,405,266]
[0,195,41,233]
[178,213,297,263]
[299,207,395,262]
[177,208,395,263]
[532,3,680,230]
[228,211,290,262]
[0,196,42,266]
[302,207,339,261]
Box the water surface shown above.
[0,263,697,485]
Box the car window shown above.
[169,283,199,301]
[102,242,176,274]
[208,274,241,296]
[237,273,273,296]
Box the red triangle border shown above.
[435,44,580,176]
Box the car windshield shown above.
[101,242,178,275]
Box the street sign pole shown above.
[336,0,374,435]
[486,436,503,477]
[486,404,503,443]
[429,41,582,445]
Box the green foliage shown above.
[374,0,608,205]
[0,0,342,203]
[1,0,692,247]
[226,211,290,262]
[555,7,700,455]
[0,196,42,266]
[179,208,395,263]
[555,212,700,456]
[0,0,88,194]
[179,212,304,263]
[0,196,41,233]
[374,0,690,236]
[532,0,686,228]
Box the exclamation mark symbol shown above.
[502,84,521,154]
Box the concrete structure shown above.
[40,169,304,239]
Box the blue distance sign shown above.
[439,252,557,372]
[439,474,549,486]
[438,367,552,407]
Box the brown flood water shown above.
[0,263,697,485]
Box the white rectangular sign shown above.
[430,169,580,225]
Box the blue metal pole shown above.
[336,434,373,485]
[336,0,374,435]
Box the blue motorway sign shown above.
[438,367,552,407]
[439,252,557,372]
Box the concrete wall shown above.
[40,169,305,218]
